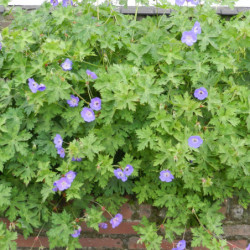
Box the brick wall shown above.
[1,198,250,249]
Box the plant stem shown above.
[70,87,89,104]
[91,200,113,218]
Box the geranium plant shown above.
[0,0,249,249]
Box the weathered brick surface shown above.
[1,197,250,249]
[139,204,152,219]
[16,235,49,248]
[223,224,250,236]
[120,202,134,220]
[79,237,123,248]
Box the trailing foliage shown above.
[0,0,249,249]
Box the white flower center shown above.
[61,181,67,188]
[186,35,193,43]
[87,111,92,116]
[192,138,198,143]
[94,101,99,106]
[118,172,123,177]
[72,99,77,104]
[199,91,203,95]
[63,62,71,70]
[164,172,170,177]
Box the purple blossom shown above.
[81,107,95,122]
[181,31,197,46]
[190,0,199,5]
[172,240,186,250]
[159,170,174,182]
[90,97,101,111]
[72,157,82,162]
[175,0,185,6]
[124,164,134,176]
[62,0,73,7]
[114,169,127,182]
[54,134,63,149]
[28,78,39,93]
[65,170,77,183]
[246,244,250,250]
[192,21,201,35]
[194,87,208,100]
[86,69,98,79]
[71,227,81,238]
[67,95,79,107]
[52,181,59,192]
[188,136,203,148]
[110,213,123,228]
[0,42,2,50]
[37,84,46,91]
[61,58,72,71]
[98,223,108,229]
[50,0,58,6]
[57,147,65,158]
[56,177,71,191]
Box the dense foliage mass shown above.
[0,0,249,249]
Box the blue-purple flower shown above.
[54,134,63,149]
[110,213,123,228]
[175,0,185,6]
[192,21,201,35]
[181,31,197,46]
[62,0,73,7]
[190,0,199,5]
[81,107,95,122]
[98,223,108,229]
[172,240,186,250]
[90,97,101,111]
[159,170,174,182]
[188,136,203,148]
[52,181,59,192]
[57,147,65,158]
[0,42,2,50]
[124,165,134,176]
[61,58,72,71]
[55,177,71,191]
[246,244,250,250]
[194,87,208,100]
[50,0,58,6]
[114,169,127,182]
[86,69,98,79]
[71,226,81,238]
[28,78,39,93]
[65,170,77,183]
[67,95,79,107]
[72,157,82,162]
[37,84,46,91]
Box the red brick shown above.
[223,225,250,236]
[81,221,139,234]
[139,204,152,219]
[100,221,139,234]
[120,203,134,220]
[79,237,123,248]
[218,206,227,216]
[193,240,248,250]
[128,237,146,249]
[228,240,248,250]
[80,222,95,232]
[16,235,49,247]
